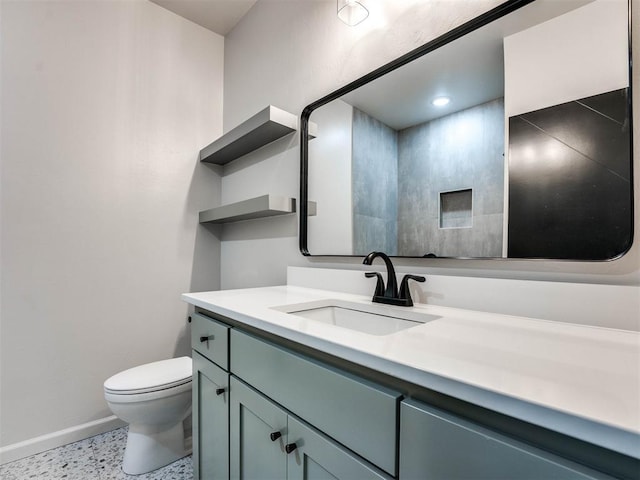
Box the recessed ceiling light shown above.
[432,97,451,107]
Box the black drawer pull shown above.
[200,335,214,343]
[285,443,297,454]
[215,388,225,396]
[269,431,281,442]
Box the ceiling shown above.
[149,0,258,35]
[339,0,592,130]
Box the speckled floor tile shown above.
[0,437,100,480]
[90,427,193,480]
[89,427,128,478]
[0,427,193,480]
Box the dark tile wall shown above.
[508,88,632,259]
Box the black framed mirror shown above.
[299,0,632,260]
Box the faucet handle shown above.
[399,274,426,307]
[365,272,385,297]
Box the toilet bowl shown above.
[104,356,193,475]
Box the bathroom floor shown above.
[0,427,193,480]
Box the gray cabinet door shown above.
[193,351,229,480]
[230,376,288,480]
[287,416,392,480]
[399,399,611,480]
[231,329,400,475]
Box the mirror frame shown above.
[299,0,633,259]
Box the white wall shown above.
[307,99,353,255]
[504,0,629,116]
[0,0,223,451]
[221,0,508,288]
[221,0,640,295]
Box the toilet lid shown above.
[104,356,192,394]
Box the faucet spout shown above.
[363,251,398,301]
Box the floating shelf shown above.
[200,106,298,165]
[199,195,296,224]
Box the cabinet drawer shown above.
[399,399,611,480]
[191,313,229,370]
[230,330,401,476]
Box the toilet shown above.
[104,356,193,475]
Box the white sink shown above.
[272,299,440,336]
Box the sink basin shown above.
[272,299,440,336]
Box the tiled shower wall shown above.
[352,98,505,258]
[397,98,505,257]
[352,108,399,255]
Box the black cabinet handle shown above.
[285,443,297,454]
[188,316,192,323]
[269,431,281,442]
[215,388,225,396]
[200,335,214,343]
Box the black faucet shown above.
[398,274,426,307]
[364,272,385,297]
[363,252,398,300]
[363,251,425,307]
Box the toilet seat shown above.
[104,380,192,404]
[104,356,192,395]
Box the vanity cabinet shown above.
[399,399,611,480]
[229,377,288,479]
[191,313,231,480]
[230,329,401,476]
[191,312,229,369]
[192,313,399,480]
[193,352,230,480]
[286,415,392,480]
[191,310,627,480]
[230,376,392,480]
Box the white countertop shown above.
[182,285,640,458]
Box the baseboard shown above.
[0,415,126,465]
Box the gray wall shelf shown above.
[200,106,298,165]
[199,195,296,224]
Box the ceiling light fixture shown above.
[432,97,451,107]
[337,0,369,26]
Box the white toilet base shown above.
[122,420,191,475]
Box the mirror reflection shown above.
[303,0,631,260]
